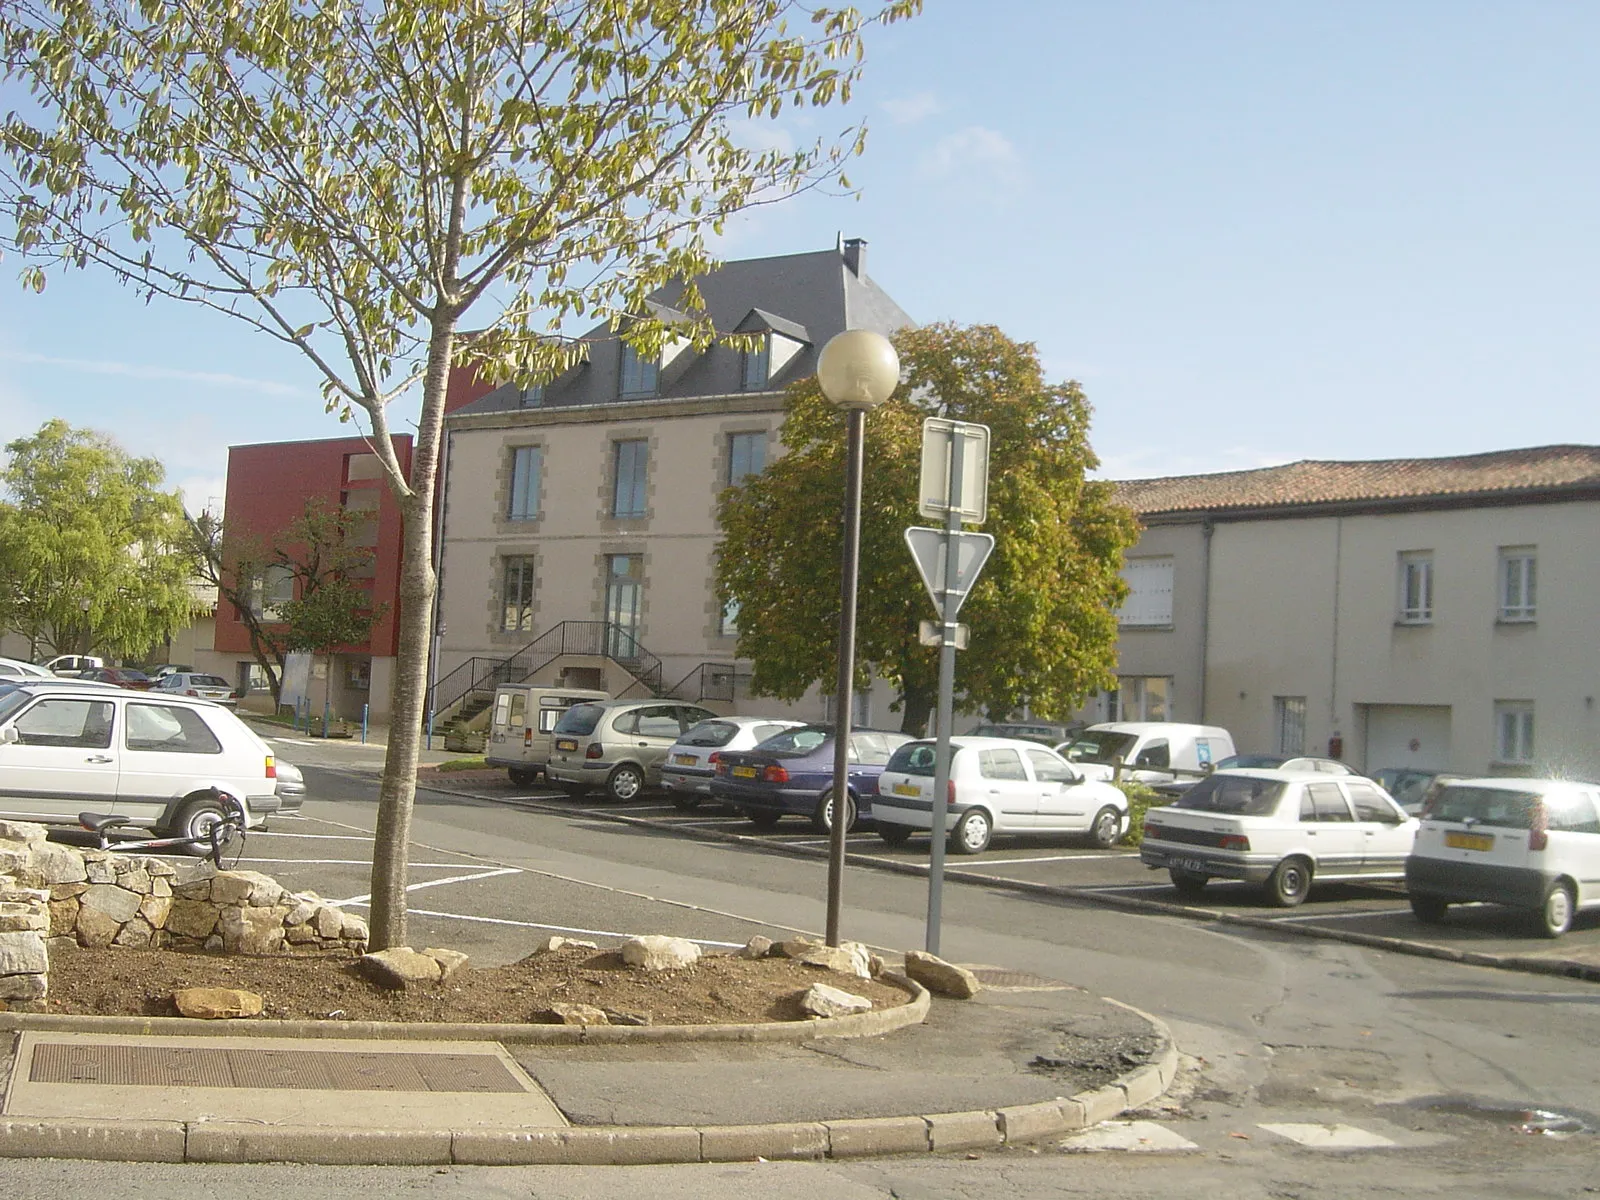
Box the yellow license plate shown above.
[673,754,697,766]
[893,782,921,797]
[555,738,577,752]
[1445,832,1494,851]
[732,765,758,779]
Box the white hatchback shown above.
[0,678,280,847]
[872,736,1129,854]
[1140,769,1417,906]
[660,716,805,809]
[1406,778,1600,937]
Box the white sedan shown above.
[1139,768,1417,906]
[872,736,1129,854]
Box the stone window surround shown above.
[497,440,547,530]
[706,421,774,645]
[488,547,543,645]
[600,429,657,528]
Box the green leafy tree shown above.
[280,576,383,735]
[717,323,1141,734]
[0,0,918,949]
[187,499,380,709]
[0,419,200,659]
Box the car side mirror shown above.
[0,726,16,745]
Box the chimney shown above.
[842,237,867,278]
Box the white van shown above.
[1405,777,1600,937]
[1057,722,1236,786]
[484,685,609,786]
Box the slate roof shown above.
[1116,445,1600,517]
[452,243,914,416]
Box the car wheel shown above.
[1538,881,1576,938]
[1266,857,1312,907]
[172,795,234,856]
[507,767,538,788]
[876,822,912,846]
[810,789,857,834]
[1087,805,1123,849]
[605,764,645,803]
[670,793,702,811]
[1169,868,1209,899]
[949,808,992,855]
[745,809,781,830]
[1410,895,1449,925]
[561,783,590,800]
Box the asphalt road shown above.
[34,743,1594,1197]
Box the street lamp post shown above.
[816,329,900,947]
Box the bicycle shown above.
[78,788,249,867]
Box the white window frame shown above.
[1109,676,1171,722]
[741,335,770,391]
[1493,700,1534,765]
[611,439,649,518]
[1497,547,1536,622]
[1273,696,1307,756]
[1117,557,1174,628]
[1398,551,1433,624]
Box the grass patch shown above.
[432,756,489,772]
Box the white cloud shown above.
[882,91,942,125]
[0,350,307,398]
[174,472,228,518]
[919,125,1022,183]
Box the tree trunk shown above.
[365,319,453,951]
[899,688,934,736]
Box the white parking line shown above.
[339,905,745,949]
[227,858,492,869]
[333,867,523,908]
[959,852,1142,866]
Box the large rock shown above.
[314,904,344,939]
[902,949,982,999]
[74,905,121,948]
[0,902,48,934]
[48,897,80,936]
[546,1002,609,1025]
[529,935,600,956]
[174,987,263,1019]
[358,947,442,989]
[165,898,220,940]
[738,935,773,959]
[620,935,701,971]
[0,931,47,974]
[219,905,286,955]
[283,897,318,927]
[112,915,155,947]
[139,894,173,929]
[0,972,47,1001]
[0,821,47,845]
[784,939,872,979]
[80,884,143,924]
[211,870,284,908]
[797,982,873,1019]
[422,947,469,980]
[30,842,87,886]
[339,911,369,943]
[84,855,115,885]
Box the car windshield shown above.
[1428,785,1542,829]
[680,720,739,748]
[1060,730,1138,765]
[553,704,605,736]
[1176,774,1288,816]
[119,669,152,682]
[886,742,938,776]
[755,726,830,755]
[1216,754,1285,770]
[0,686,27,725]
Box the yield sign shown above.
[904,527,995,619]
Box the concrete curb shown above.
[0,974,929,1044]
[0,1001,1179,1165]
[440,783,1600,985]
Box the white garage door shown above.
[1362,705,1453,773]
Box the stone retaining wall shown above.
[0,820,368,1006]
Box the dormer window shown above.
[520,383,543,407]
[619,343,658,397]
[741,336,770,390]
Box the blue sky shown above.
[2,1,1597,510]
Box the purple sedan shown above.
[709,724,914,834]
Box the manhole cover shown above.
[30,1044,527,1093]
[968,968,1067,990]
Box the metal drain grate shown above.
[968,968,1069,990]
[30,1044,527,1093]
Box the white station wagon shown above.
[1140,769,1416,906]
[873,736,1129,854]
[0,678,280,848]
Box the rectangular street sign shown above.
[918,418,990,524]
[919,620,969,649]
[904,527,995,619]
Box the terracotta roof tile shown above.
[1114,445,1600,516]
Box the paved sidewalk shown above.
[0,967,1178,1166]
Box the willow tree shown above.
[0,0,918,948]
[717,323,1141,733]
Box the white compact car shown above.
[0,678,280,847]
[1405,777,1600,937]
[660,716,805,809]
[872,736,1129,854]
[1140,769,1416,906]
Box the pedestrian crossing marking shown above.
[1257,1122,1396,1148]
[1060,1120,1200,1152]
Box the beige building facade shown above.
[1101,446,1600,781]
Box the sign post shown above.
[907,417,992,955]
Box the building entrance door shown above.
[605,554,643,658]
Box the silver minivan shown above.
[546,700,719,802]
